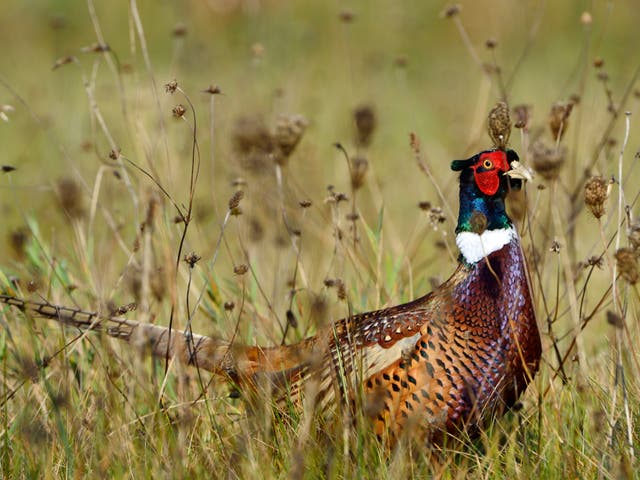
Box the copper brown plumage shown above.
[0,148,541,445]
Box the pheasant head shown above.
[451,149,522,264]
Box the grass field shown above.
[1,1,640,478]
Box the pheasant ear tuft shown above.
[451,156,478,171]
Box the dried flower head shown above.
[512,104,532,130]
[56,177,85,219]
[549,101,574,141]
[606,310,624,329]
[615,248,639,284]
[224,301,235,311]
[165,80,178,94]
[350,156,369,190]
[273,114,307,165]
[530,141,566,181]
[184,252,201,268]
[172,104,186,118]
[228,190,244,210]
[584,176,609,219]
[354,105,377,147]
[286,310,298,328]
[487,102,511,149]
[234,264,249,276]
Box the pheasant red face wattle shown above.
[471,150,510,196]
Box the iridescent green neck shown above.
[455,169,512,234]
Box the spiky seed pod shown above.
[354,105,377,147]
[273,114,307,165]
[584,176,609,219]
[615,247,639,284]
[487,102,511,149]
[512,104,532,130]
[350,156,369,190]
[530,141,566,181]
[549,101,573,141]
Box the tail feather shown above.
[0,295,316,383]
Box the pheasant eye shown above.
[483,159,493,169]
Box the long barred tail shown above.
[0,295,315,382]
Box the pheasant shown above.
[0,148,541,445]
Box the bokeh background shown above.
[1,1,640,477]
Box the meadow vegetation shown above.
[1,1,640,477]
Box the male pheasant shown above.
[0,148,541,444]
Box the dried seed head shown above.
[1,165,16,173]
[442,4,461,18]
[56,177,85,219]
[108,148,121,160]
[428,207,447,228]
[224,301,235,311]
[172,104,186,118]
[418,201,431,211]
[580,11,593,25]
[512,104,532,130]
[299,200,312,208]
[273,114,307,165]
[615,247,639,284]
[350,156,369,190]
[184,252,201,268]
[549,101,573,141]
[593,57,604,69]
[584,176,609,219]
[394,55,408,68]
[228,190,244,210]
[234,264,249,276]
[354,105,377,147]
[165,80,178,94]
[487,101,511,149]
[530,141,566,181]
[323,278,336,288]
[336,279,347,300]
